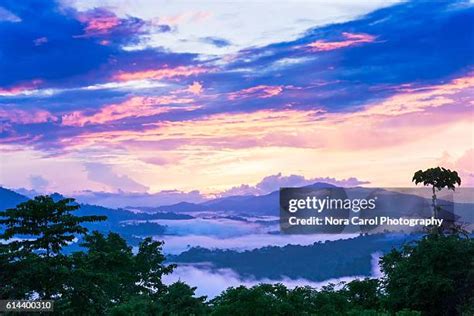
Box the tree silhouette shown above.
[0,195,106,257]
[58,232,176,314]
[381,234,474,315]
[412,167,461,219]
[0,195,106,299]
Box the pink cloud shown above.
[456,149,474,173]
[62,95,197,127]
[77,12,120,36]
[64,74,473,152]
[156,11,212,26]
[364,75,474,117]
[0,108,57,124]
[113,66,210,82]
[439,149,474,187]
[156,14,186,26]
[307,32,376,52]
[191,11,212,23]
[140,154,185,166]
[227,85,283,100]
[0,79,43,96]
[59,109,321,151]
[185,82,203,95]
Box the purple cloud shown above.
[28,175,49,191]
[218,173,370,197]
[84,162,149,193]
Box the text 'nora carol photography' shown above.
[279,187,470,234]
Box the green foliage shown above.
[108,283,210,316]
[344,278,382,311]
[210,284,294,316]
[135,237,176,297]
[412,167,461,191]
[109,296,162,316]
[0,247,70,299]
[412,167,462,231]
[209,282,386,316]
[309,284,352,315]
[381,234,474,315]
[395,311,422,316]
[0,195,105,299]
[158,281,209,316]
[0,195,106,256]
[56,232,176,314]
[0,195,184,315]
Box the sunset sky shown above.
[0,0,473,200]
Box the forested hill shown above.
[0,187,191,246]
[169,233,421,281]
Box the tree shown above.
[0,195,105,299]
[310,284,352,316]
[0,195,106,257]
[210,284,294,316]
[380,234,474,315]
[209,283,354,316]
[344,278,381,311]
[57,232,176,314]
[135,237,176,298]
[58,231,136,314]
[412,167,461,219]
[158,281,209,316]
[109,296,162,316]
[109,282,209,316]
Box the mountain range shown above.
[1,184,473,225]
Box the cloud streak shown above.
[62,95,197,127]
[306,32,376,52]
[227,85,284,100]
[113,66,211,82]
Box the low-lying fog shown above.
[124,213,371,298]
[124,215,358,254]
[163,251,382,299]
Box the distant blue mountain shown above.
[0,187,191,220]
[157,201,209,213]
[154,191,279,215]
[0,187,29,211]
[0,187,192,246]
[2,184,472,226]
[0,182,338,216]
[152,183,473,226]
[154,182,338,215]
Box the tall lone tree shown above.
[412,167,461,219]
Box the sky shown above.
[0,0,473,200]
